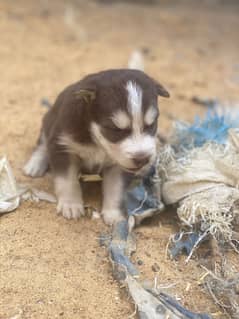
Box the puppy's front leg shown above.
[101,166,126,225]
[53,155,84,220]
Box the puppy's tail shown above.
[127,49,144,71]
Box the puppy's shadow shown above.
[82,180,102,211]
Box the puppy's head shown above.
[81,69,169,174]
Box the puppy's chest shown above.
[79,145,112,173]
[58,134,112,173]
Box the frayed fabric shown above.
[157,128,239,243]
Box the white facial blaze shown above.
[111,110,130,129]
[125,81,156,160]
[126,81,143,135]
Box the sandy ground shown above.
[1,0,239,318]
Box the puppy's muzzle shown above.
[132,152,151,169]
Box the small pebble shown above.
[152,263,160,272]
[137,259,144,266]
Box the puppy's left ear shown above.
[74,89,96,104]
[155,81,170,98]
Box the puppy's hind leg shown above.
[23,132,49,177]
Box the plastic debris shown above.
[0,156,20,213]
[101,220,138,280]
[126,166,164,230]
[169,232,201,259]
[102,220,212,318]
[100,153,212,317]
[158,109,239,247]
[0,156,56,214]
[127,277,212,319]
[171,109,239,151]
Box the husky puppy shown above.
[24,69,169,225]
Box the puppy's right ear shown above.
[155,81,170,98]
[74,89,96,104]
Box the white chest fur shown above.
[58,133,112,173]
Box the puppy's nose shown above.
[132,153,150,168]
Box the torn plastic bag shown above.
[0,156,56,214]
[0,156,19,213]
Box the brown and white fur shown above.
[23,69,169,225]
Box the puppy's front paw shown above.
[102,209,125,225]
[57,198,85,220]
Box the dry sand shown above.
[1,1,239,318]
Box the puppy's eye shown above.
[101,121,131,143]
[103,120,131,133]
[104,123,124,131]
[112,126,131,136]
